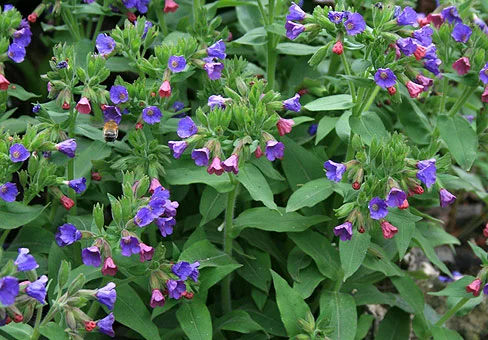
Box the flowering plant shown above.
[1,0,488,339]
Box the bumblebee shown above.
[103,120,119,142]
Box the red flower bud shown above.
[126,12,137,23]
[414,45,427,61]
[184,292,194,299]
[297,88,308,96]
[387,86,396,95]
[398,199,409,210]
[466,278,481,297]
[100,104,107,111]
[483,223,488,238]
[62,102,70,110]
[255,146,263,159]
[85,321,96,332]
[0,74,10,91]
[352,181,361,190]
[28,13,38,23]
[13,314,23,323]
[60,195,75,210]
[101,257,118,276]
[5,317,12,324]
[358,226,365,233]
[380,221,398,239]
[158,80,171,98]
[91,172,102,181]
[413,185,424,195]
[332,41,343,55]
[164,0,179,13]
[135,122,143,130]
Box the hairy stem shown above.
[340,52,356,102]
[67,110,77,215]
[30,306,44,340]
[447,86,475,117]
[435,297,469,327]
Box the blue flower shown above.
[386,188,407,207]
[328,11,344,24]
[441,6,462,25]
[26,275,48,304]
[285,21,305,40]
[324,160,346,182]
[97,313,115,337]
[167,280,186,299]
[265,140,285,161]
[15,248,39,271]
[81,246,101,267]
[96,34,116,55]
[191,148,210,166]
[96,282,117,310]
[207,40,226,59]
[374,68,397,88]
[283,93,301,112]
[286,3,306,21]
[416,158,436,188]
[55,139,77,158]
[0,276,19,306]
[172,261,200,282]
[204,61,224,80]
[55,223,82,247]
[343,13,366,36]
[451,23,472,43]
[134,207,154,227]
[177,117,198,138]
[109,85,129,104]
[103,106,122,124]
[0,182,18,202]
[9,143,30,162]
[333,221,353,241]
[168,56,187,73]
[8,43,26,63]
[396,6,417,26]
[368,197,388,220]
[68,178,87,194]
[156,217,176,237]
[120,236,140,256]
[142,106,162,125]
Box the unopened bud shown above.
[352,181,361,190]
[13,314,23,323]
[91,172,102,181]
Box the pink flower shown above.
[406,81,424,98]
[452,57,471,75]
[150,289,165,308]
[255,146,263,158]
[380,221,398,239]
[207,157,224,176]
[149,178,163,194]
[76,97,91,114]
[0,74,10,91]
[164,0,179,13]
[482,86,488,103]
[413,45,427,60]
[159,80,171,98]
[466,278,481,297]
[101,257,118,276]
[139,243,154,262]
[276,118,295,136]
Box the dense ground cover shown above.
[0,0,488,339]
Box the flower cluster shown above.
[203,39,227,80]
[2,6,32,65]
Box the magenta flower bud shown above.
[101,257,118,276]
[164,0,179,13]
[406,81,424,98]
[276,118,295,136]
[482,86,488,103]
[0,276,19,306]
[82,246,102,267]
[452,57,470,75]
[207,157,224,175]
[159,80,171,98]
[56,139,77,158]
[439,188,456,207]
[139,243,154,262]
[0,182,18,202]
[380,221,398,239]
[15,248,39,271]
[76,97,92,114]
[149,178,162,194]
[333,221,353,241]
[150,289,165,308]
[96,282,117,310]
[466,278,481,296]
[222,154,239,174]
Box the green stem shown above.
[438,77,449,115]
[340,52,356,102]
[40,306,58,327]
[67,110,77,215]
[435,297,469,327]
[447,86,475,117]
[30,306,44,340]
[0,230,10,246]
[221,181,239,315]
[357,86,381,117]
[193,0,201,26]
[92,15,105,40]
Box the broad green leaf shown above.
[237,163,278,210]
[74,140,112,178]
[431,326,463,340]
[349,111,388,145]
[114,284,161,340]
[286,178,333,212]
[271,270,312,338]
[233,27,267,45]
[468,241,488,265]
[340,231,371,281]
[319,291,357,340]
[237,248,272,292]
[429,275,476,298]
[0,201,48,230]
[437,114,478,171]
[416,222,460,247]
[176,300,213,340]
[215,310,263,334]
[179,239,236,268]
[391,276,425,317]
[288,230,340,280]
[413,229,451,277]
[232,207,328,237]
[342,283,396,306]
[199,186,227,225]
[287,247,312,282]
[195,264,242,302]
[387,209,420,259]
[397,100,431,145]
[166,159,232,193]
[244,301,287,337]
[293,264,325,299]
[251,288,268,310]
[0,116,39,134]
[40,322,70,340]
[277,43,320,56]
[251,157,285,181]
[0,323,34,339]
[363,243,403,277]
[106,57,132,72]
[376,307,410,340]
[335,110,352,141]
[315,116,339,145]
[304,95,354,111]
[8,225,54,253]
[355,314,374,340]
[7,84,40,101]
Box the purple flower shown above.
[8,43,26,63]
[150,289,165,308]
[139,243,154,262]
[287,3,306,21]
[285,21,305,40]
[81,246,102,267]
[480,63,488,84]
[191,148,210,166]
[413,26,433,46]
[328,11,344,24]
[156,217,176,237]
[32,104,41,113]
[142,106,162,125]
[324,160,346,182]
[265,140,285,161]
[15,248,39,271]
[163,200,179,217]
[123,0,137,8]
[386,188,407,207]
[56,61,68,69]
[397,6,417,26]
[424,58,442,76]
[397,37,417,56]
[109,85,129,104]
[152,186,171,200]
[222,154,239,174]
[374,68,397,88]
[204,61,224,80]
[172,261,200,281]
[483,283,488,295]
[13,27,32,48]
[97,313,115,337]
[343,13,366,36]
[10,143,30,162]
[208,95,228,109]
[142,20,153,38]
[136,0,150,13]
[134,207,154,227]
[167,280,186,299]
[416,158,436,188]
[55,139,77,158]
[120,236,140,256]
[3,4,14,11]
[168,56,187,73]
[452,23,472,43]
[0,277,19,306]
[283,93,301,112]
[96,282,116,310]
[441,6,461,25]
[96,34,116,55]
[333,221,353,241]
[207,40,226,59]
[168,141,188,158]
[148,197,166,217]
[177,117,198,138]
[173,101,185,112]
[26,275,48,304]
[0,182,18,202]
[369,197,388,220]
[55,223,82,247]
[475,18,488,34]
[68,178,87,194]
[439,188,456,207]
[103,106,122,124]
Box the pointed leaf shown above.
[319,291,357,340]
[304,94,354,111]
[340,231,371,281]
[176,300,213,340]
[237,163,277,210]
[286,178,333,212]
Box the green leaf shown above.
[232,207,329,237]
[429,275,476,298]
[413,229,451,277]
[315,116,339,145]
[276,43,320,56]
[293,264,325,299]
[40,322,70,340]
[106,57,132,72]
[376,307,410,340]
[0,116,39,134]
[176,300,213,340]
[340,231,371,281]
[237,248,272,292]
[237,163,278,210]
[304,95,354,112]
[431,326,463,340]
[215,310,263,334]
[288,230,340,280]
[286,178,333,212]
[0,201,48,230]
[251,157,285,181]
[363,243,403,277]
[74,140,112,178]
[0,323,34,339]
[319,291,357,340]
[355,314,375,340]
[8,225,54,253]
[233,27,267,45]
[386,209,420,259]
[391,276,425,316]
[199,186,227,225]
[244,301,287,337]
[287,247,312,282]
[437,114,478,171]
[198,264,242,298]
[271,270,312,338]
[397,100,431,145]
[349,111,388,145]
[343,283,396,306]
[179,239,236,268]
[468,241,488,265]
[335,110,352,141]
[114,284,161,340]
[7,84,40,100]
